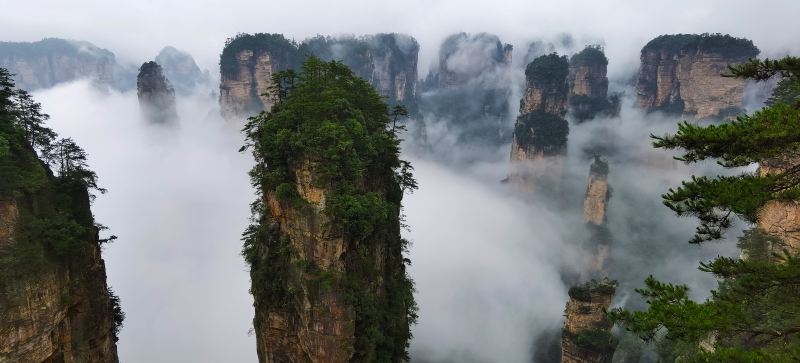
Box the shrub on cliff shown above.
[514,109,568,155]
[525,52,569,88]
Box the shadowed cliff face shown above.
[137,61,178,124]
[154,46,208,95]
[635,34,759,119]
[0,99,120,360]
[218,33,419,119]
[415,33,515,156]
[0,38,134,91]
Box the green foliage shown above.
[108,286,124,342]
[514,109,568,155]
[642,33,759,58]
[569,94,619,122]
[614,56,800,360]
[525,52,569,88]
[653,103,800,167]
[737,228,786,263]
[726,56,800,81]
[241,57,417,360]
[18,212,91,257]
[566,329,619,354]
[568,278,618,302]
[570,45,608,66]
[768,76,800,108]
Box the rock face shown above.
[568,46,616,122]
[253,162,354,362]
[417,33,515,156]
[155,46,208,94]
[636,34,759,119]
[0,38,133,91]
[0,139,120,360]
[218,33,297,119]
[300,34,419,110]
[509,53,569,190]
[519,53,569,116]
[562,279,618,363]
[581,157,612,278]
[583,156,610,226]
[137,61,178,124]
[757,151,800,254]
[218,33,419,119]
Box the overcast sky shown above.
[4,0,800,79]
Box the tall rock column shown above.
[137,61,178,124]
[635,34,759,119]
[568,46,614,122]
[243,59,415,362]
[582,156,611,276]
[510,53,569,191]
[561,279,619,363]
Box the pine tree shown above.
[610,57,800,361]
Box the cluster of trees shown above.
[642,33,760,58]
[525,52,569,88]
[611,56,800,360]
[514,109,569,155]
[1,68,103,197]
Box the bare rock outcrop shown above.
[580,157,612,277]
[561,279,618,363]
[756,151,800,253]
[509,53,569,190]
[583,156,610,226]
[569,46,616,122]
[137,61,178,124]
[635,33,759,119]
[0,38,133,91]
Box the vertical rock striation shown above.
[0,38,133,91]
[218,33,419,120]
[636,34,759,119]
[218,33,299,119]
[568,46,616,122]
[137,61,178,124]
[581,156,612,277]
[561,279,618,363]
[583,156,610,226]
[509,53,569,190]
